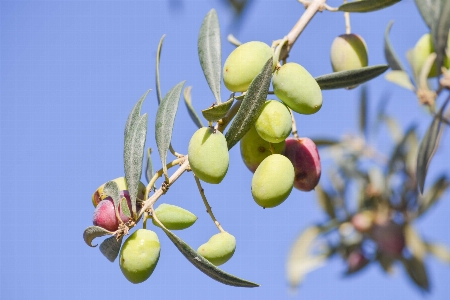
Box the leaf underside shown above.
[100,236,123,262]
[384,20,406,71]
[201,97,234,122]
[83,226,114,247]
[338,0,401,13]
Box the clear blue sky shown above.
[1,0,449,299]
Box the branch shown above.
[194,175,225,232]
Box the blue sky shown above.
[1,0,449,299]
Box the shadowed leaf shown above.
[156,35,165,104]
[315,185,336,219]
[338,0,401,13]
[184,87,204,129]
[225,57,273,149]
[100,236,123,262]
[402,256,430,292]
[103,181,121,218]
[384,21,406,71]
[120,197,132,219]
[388,126,417,175]
[414,0,440,29]
[417,175,450,217]
[378,255,395,274]
[312,139,340,147]
[315,65,389,90]
[155,81,185,179]
[202,97,234,122]
[83,226,114,247]
[431,0,450,77]
[145,148,155,186]
[198,9,222,104]
[359,85,368,137]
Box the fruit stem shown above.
[283,0,327,60]
[194,175,225,233]
[169,144,184,158]
[216,100,242,132]
[145,156,186,201]
[290,109,299,139]
[343,1,351,34]
[143,212,149,229]
[138,157,190,220]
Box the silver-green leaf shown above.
[124,113,148,216]
[155,81,186,179]
[385,71,415,91]
[198,9,222,104]
[83,226,114,247]
[225,57,273,150]
[431,0,450,77]
[315,65,389,90]
[103,180,121,218]
[156,35,165,104]
[124,90,149,140]
[338,0,401,13]
[161,226,259,287]
[201,97,234,122]
[184,86,204,129]
[145,148,155,186]
[100,236,123,262]
[384,21,406,71]
[120,197,132,219]
[414,0,440,29]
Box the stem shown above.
[194,175,225,233]
[138,158,190,219]
[169,144,183,158]
[145,157,185,201]
[344,1,351,34]
[290,109,299,139]
[283,0,327,60]
[216,100,242,132]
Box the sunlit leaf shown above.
[161,226,259,287]
[156,35,165,104]
[402,256,430,292]
[155,81,185,179]
[120,197,132,219]
[405,225,427,260]
[201,97,234,122]
[414,0,440,29]
[417,175,450,217]
[338,0,401,13]
[124,113,148,216]
[103,180,121,218]
[426,243,450,264]
[368,167,385,195]
[315,185,336,219]
[315,65,389,90]
[225,58,273,149]
[183,86,204,129]
[99,236,123,262]
[384,21,406,71]
[83,226,114,247]
[431,0,450,77]
[359,85,368,137]
[287,226,327,288]
[198,9,222,104]
[145,148,155,186]
[385,71,415,91]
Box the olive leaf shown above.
[120,197,132,219]
[359,85,368,137]
[124,112,148,216]
[160,226,259,287]
[402,256,430,292]
[384,20,406,71]
[315,185,336,219]
[83,226,114,247]
[100,236,123,262]
[426,243,450,264]
[156,34,165,104]
[388,126,417,175]
[315,65,389,90]
[385,71,415,91]
[414,0,440,29]
[286,226,327,288]
[225,57,273,149]
[431,0,450,77]
[198,9,222,104]
[184,86,204,129]
[201,97,234,122]
[103,180,121,219]
[378,255,395,274]
[145,148,155,186]
[311,138,340,147]
[155,81,185,180]
[405,224,427,260]
[338,0,401,13]
[417,175,450,217]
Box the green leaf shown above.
[99,236,123,262]
[124,90,149,142]
[388,126,417,175]
[103,180,121,218]
[124,113,148,216]
[155,81,185,179]
[385,71,415,91]
[431,0,450,77]
[120,197,132,219]
[315,65,389,90]
[402,256,430,292]
[198,9,222,104]
[426,243,450,264]
[338,0,401,13]
[405,224,427,260]
[311,138,339,147]
[184,86,204,129]
[384,20,406,71]
[83,226,114,247]
[414,0,440,29]
[145,148,155,186]
[378,255,395,274]
[161,226,259,287]
[417,115,444,194]
[225,57,273,149]
[315,185,336,219]
[201,97,234,122]
[359,85,368,137]
[287,226,327,288]
[417,175,450,217]
[156,35,165,104]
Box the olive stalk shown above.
[194,175,225,233]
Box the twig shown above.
[194,175,225,233]
[216,100,242,132]
[344,0,351,34]
[290,109,299,139]
[169,145,184,158]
